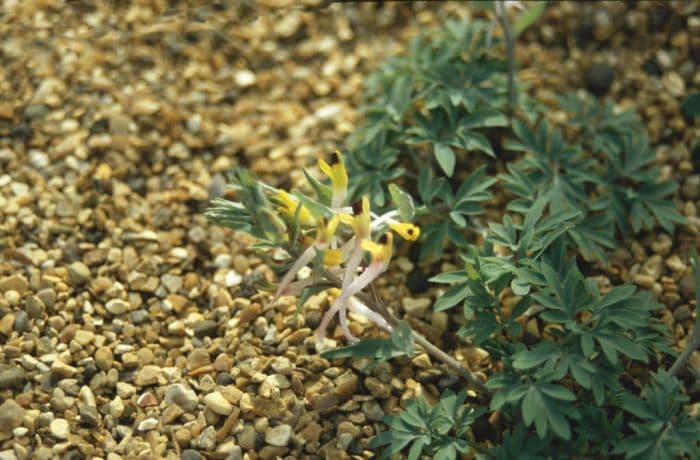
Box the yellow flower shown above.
[318,150,348,208]
[276,190,315,227]
[323,249,343,267]
[361,232,393,264]
[388,222,420,241]
[340,196,371,239]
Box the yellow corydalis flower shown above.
[340,196,371,238]
[318,150,348,208]
[323,249,343,267]
[388,222,420,241]
[276,190,315,227]
[361,232,393,264]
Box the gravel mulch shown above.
[0,1,698,459]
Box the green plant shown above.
[368,389,485,460]
[207,6,698,460]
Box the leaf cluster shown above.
[369,389,484,460]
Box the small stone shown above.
[364,376,392,399]
[94,347,114,371]
[0,275,28,294]
[402,297,431,317]
[36,288,56,309]
[188,348,210,370]
[165,384,199,411]
[0,400,24,434]
[585,62,615,96]
[682,175,700,200]
[68,262,91,285]
[663,71,686,98]
[689,351,700,374]
[181,449,204,460]
[134,365,162,386]
[633,274,655,289]
[233,254,249,274]
[14,310,30,332]
[673,305,692,323]
[79,405,100,427]
[50,360,77,379]
[105,299,130,315]
[362,400,385,421]
[204,391,233,415]
[197,425,217,451]
[25,296,45,318]
[49,418,70,439]
[116,382,136,399]
[193,319,219,338]
[665,255,687,273]
[161,274,183,293]
[74,330,94,346]
[265,424,292,447]
[411,353,432,369]
[234,69,257,87]
[237,424,257,450]
[137,417,158,431]
[0,367,24,390]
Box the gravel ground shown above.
[0,1,698,459]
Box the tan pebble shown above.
[665,255,687,273]
[0,274,29,294]
[411,353,432,369]
[633,274,655,289]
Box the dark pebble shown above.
[89,118,110,136]
[10,124,33,140]
[0,367,25,390]
[406,269,430,295]
[216,372,234,385]
[14,310,30,333]
[79,405,101,427]
[193,319,219,338]
[181,449,204,460]
[641,57,662,77]
[584,62,615,96]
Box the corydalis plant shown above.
[206,151,420,346]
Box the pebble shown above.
[265,424,292,447]
[585,62,615,96]
[105,299,130,315]
[13,310,30,332]
[94,347,114,371]
[165,384,199,411]
[49,418,70,439]
[68,261,91,285]
[0,400,24,434]
[0,367,24,390]
[237,424,257,450]
[25,295,46,318]
[682,175,700,200]
[402,297,431,317]
[181,449,204,460]
[361,400,385,421]
[79,405,101,427]
[137,417,159,431]
[134,365,162,386]
[204,391,233,415]
[0,275,28,294]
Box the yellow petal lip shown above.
[318,151,348,203]
[361,231,393,263]
[388,222,420,241]
[323,249,343,267]
[276,190,315,226]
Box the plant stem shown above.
[669,331,700,377]
[321,268,491,397]
[495,0,516,115]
